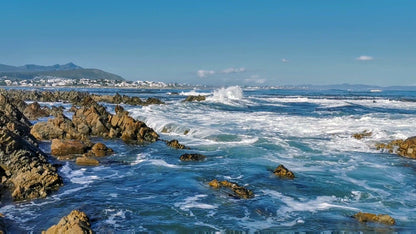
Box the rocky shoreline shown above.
[0,88,410,232]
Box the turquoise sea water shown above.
[1,86,416,232]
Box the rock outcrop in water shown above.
[0,94,62,201]
[91,93,165,106]
[353,212,395,225]
[179,153,206,161]
[166,139,189,149]
[209,179,254,199]
[51,139,90,157]
[376,136,416,159]
[42,210,93,234]
[273,164,295,179]
[183,95,206,102]
[352,130,372,140]
[31,99,159,144]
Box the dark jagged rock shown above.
[376,136,416,159]
[23,102,50,120]
[353,130,372,140]
[42,210,93,234]
[180,153,206,161]
[183,95,206,102]
[353,212,395,225]
[273,164,295,179]
[144,97,165,105]
[166,139,189,149]
[209,179,254,199]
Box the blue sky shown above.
[1,0,415,86]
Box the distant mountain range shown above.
[0,62,124,81]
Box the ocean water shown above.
[2,86,416,232]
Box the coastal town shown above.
[0,76,181,88]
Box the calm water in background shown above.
[1,86,416,232]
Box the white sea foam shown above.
[174,194,218,211]
[131,153,148,165]
[262,189,358,213]
[179,89,211,96]
[149,159,179,168]
[60,163,99,185]
[206,86,244,105]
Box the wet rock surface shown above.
[209,179,254,199]
[179,153,206,161]
[273,164,295,179]
[23,102,50,120]
[42,210,93,234]
[353,212,395,225]
[166,139,189,149]
[352,130,372,140]
[376,136,416,159]
[183,95,206,102]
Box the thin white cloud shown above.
[197,70,215,78]
[356,55,374,61]
[221,67,246,74]
[196,67,246,78]
[281,58,289,63]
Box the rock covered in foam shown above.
[352,130,372,140]
[42,210,93,234]
[166,139,189,149]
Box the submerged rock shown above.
[353,212,395,225]
[352,130,372,140]
[273,164,295,179]
[42,210,93,234]
[209,179,254,199]
[179,153,206,161]
[166,139,189,149]
[183,95,206,102]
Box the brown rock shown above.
[183,95,206,102]
[376,136,416,159]
[273,164,295,179]
[166,139,189,149]
[208,179,254,199]
[51,139,88,157]
[353,130,372,140]
[353,212,395,225]
[23,102,50,120]
[42,210,93,234]
[180,153,206,161]
[75,156,99,166]
[90,143,113,157]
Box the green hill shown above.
[0,63,124,81]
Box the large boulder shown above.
[75,156,99,166]
[273,164,295,179]
[31,114,86,140]
[209,179,254,199]
[23,102,50,120]
[42,210,93,234]
[51,139,89,157]
[353,212,395,225]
